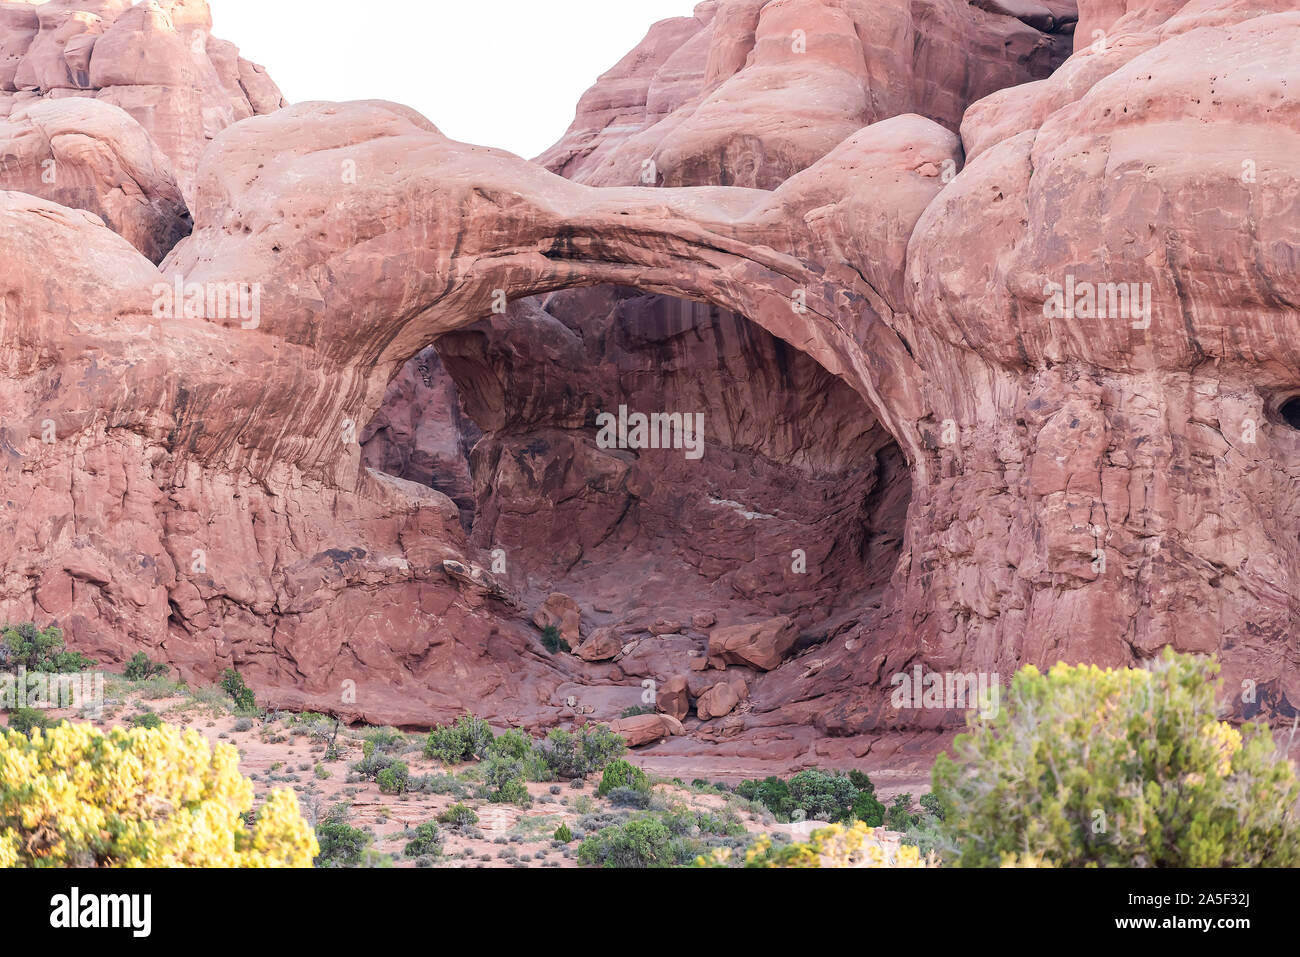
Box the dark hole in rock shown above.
[361,287,912,633]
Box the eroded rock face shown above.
[0,0,1296,768]
[0,0,285,204]
[0,96,188,260]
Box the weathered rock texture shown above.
[0,0,1297,772]
[0,0,285,207]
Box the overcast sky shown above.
[211,0,700,159]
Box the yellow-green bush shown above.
[0,721,318,867]
[698,822,937,868]
[932,649,1300,867]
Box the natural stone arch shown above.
[164,102,960,488]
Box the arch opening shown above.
[362,286,911,649]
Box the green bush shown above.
[554,822,573,843]
[219,668,256,713]
[423,714,495,764]
[487,727,533,761]
[932,649,1300,867]
[852,788,886,827]
[481,754,530,806]
[376,761,410,795]
[403,822,442,858]
[886,794,917,831]
[540,625,570,654]
[124,652,168,681]
[919,792,944,822]
[129,712,163,730]
[437,803,480,828]
[7,707,55,736]
[1,623,95,673]
[537,725,625,779]
[315,810,371,867]
[578,817,672,868]
[735,776,794,819]
[788,769,857,823]
[596,759,649,797]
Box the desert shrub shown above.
[123,652,168,681]
[7,707,55,736]
[362,726,406,754]
[0,623,95,674]
[852,788,886,827]
[376,761,410,795]
[577,817,672,868]
[315,809,371,868]
[537,725,625,779]
[487,727,533,761]
[437,802,480,828]
[219,668,257,714]
[703,822,935,868]
[350,748,397,781]
[886,794,917,831]
[619,705,655,718]
[0,722,316,867]
[788,769,857,823]
[919,792,945,821]
[932,649,1300,867]
[403,822,442,858]
[129,711,162,730]
[540,625,570,654]
[423,714,494,764]
[596,759,649,797]
[735,776,794,820]
[554,822,573,843]
[604,786,652,809]
[481,754,530,806]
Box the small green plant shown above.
[787,769,857,823]
[596,759,649,797]
[7,707,55,736]
[314,764,331,780]
[403,822,442,858]
[852,788,886,826]
[554,822,573,843]
[536,725,625,779]
[540,625,570,654]
[481,754,530,806]
[423,714,495,764]
[315,808,371,867]
[578,817,671,868]
[437,803,480,828]
[377,761,410,795]
[219,668,257,713]
[0,623,95,674]
[885,794,917,831]
[129,711,163,730]
[124,652,168,681]
[919,792,945,821]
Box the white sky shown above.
[211,0,701,159]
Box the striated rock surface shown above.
[0,96,188,260]
[0,0,1297,772]
[0,0,285,204]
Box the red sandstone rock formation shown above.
[0,0,1296,773]
[0,0,285,205]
